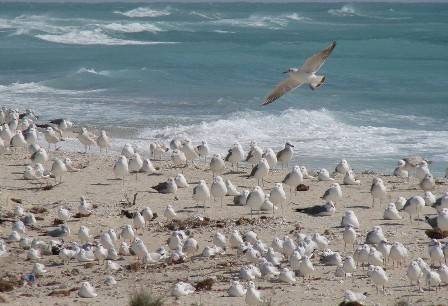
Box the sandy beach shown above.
[0,143,447,306]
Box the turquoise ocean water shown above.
[0,2,447,173]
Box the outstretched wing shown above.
[300,41,336,73]
[262,77,302,106]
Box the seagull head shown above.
[283,68,298,74]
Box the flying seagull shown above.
[262,41,336,106]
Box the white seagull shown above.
[262,41,336,106]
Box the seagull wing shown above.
[300,41,336,73]
[262,77,303,106]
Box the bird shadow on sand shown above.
[378,222,404,226]
[346,205,370,209]
[223,170,247,175]
[177,209,197,213]
[8,164,28,167]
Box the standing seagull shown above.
[248,158,270,186]
[262,41,336,106]
[277,142,294,170]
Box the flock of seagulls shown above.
[1,105,448,304]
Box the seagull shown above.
[262,41,336,105]
[10,130,27,148]
[225,179,239,196]
[43,127,60,150]
[318,168,334,181]
[248,158,270,186]
[97,130,111,153]
[78,282,97,298]
[368,247,384,266]
[228,280,246,297]
[320,249,342,266]
[182,237,199,257]
[354,244,370,268]
[279,267,297,283]
[365,226,386,245]
[133,212,145,233]
[343,225,357,250]
[195,140,209,162]
[334,159,350,175]
[152,178,177,194]
[230,230,244,250]
[171,282,195,297]
[368,265,388,293]
[341,210,360,228]
[342,256,356,278]
[245,281,263,305]
[78,226,91,244]
[47,224,70,238]
[171,149,187,168]
[225,143,245,171]
[121,143,135,158]
[269,183,287,211]
[120,225,135,243]
[420,174,435,192]
[141,158,156,174]
[234,189,250,206]
[128,153,143,179]
[164,204,178,220]
[78,196,93,216]
[246,186,265,216]
[296,201,335,217]
[407,260,422,289]
[322,183,342,204]
[51,158,67,183]
[403,155,427,175]
[300,166,314,179]
[210,154,225,177]
[343,170,360,185]
[383,203,402,220]
[77,127,96,153]
[433,192,448,212]
[64,157,80,172]
[403,195,425,222]
[282,165,303,194]
[276,142,294,169]
[416,160,431,180]
[174,173,189,188]
[423,191,436,206]
[193,180,210,209]
[395,196,407,210]
[262,148,277,169]
[393,160,409,178]
[245,141,263,166]
[428,239,444,267]
[389,242,408,268]
[371,177,387,207]
[211,176,227,207]
[298,256,315,281]
[437,208,448,231]
[31,148,48,165]
[423,268,441,292]
[113,155,129,181]
[180,139,199,165]
[344,290,366,303]
[32,263,47,276]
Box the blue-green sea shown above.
[1,2,447,173]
